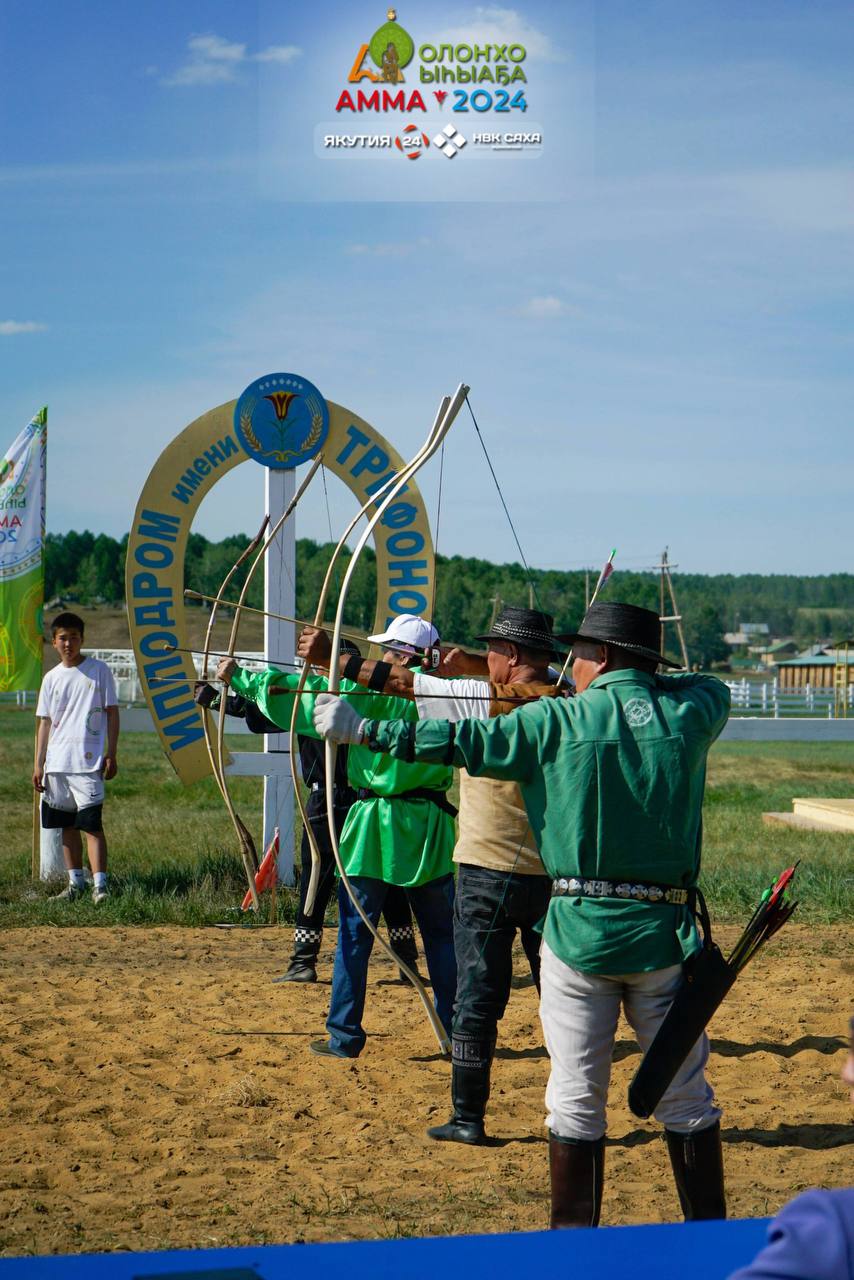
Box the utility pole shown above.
[489,594,503,628]
[584,570,590,610]
[657,548,690,670]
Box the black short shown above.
[41,800,104,834]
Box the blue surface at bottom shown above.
[0,1218,771,1279]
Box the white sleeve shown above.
[100,663,119,707]
[35,675,52,718]
[412,673,491,721]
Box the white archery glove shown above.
[313,692,368,745]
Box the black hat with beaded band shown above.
[557,601,681,668]
[475,606,566,659]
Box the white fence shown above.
[0,649,270,708]
[725,677,852,718]
[4,661,852,721]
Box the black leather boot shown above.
[427,1034,495,1145]
[548,1131,605,1229]
[272,932,320,984]
[665,1121,726,1220]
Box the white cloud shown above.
[0,320,47,335]
[163,34,302,87]
[255,45,301,66]
[189,34,246,63]
[519,296,565,319]
[347,238,430,257]
[438,6,560,62]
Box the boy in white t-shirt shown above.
[33,613,120,904]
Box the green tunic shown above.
[365,670,730,974]
[230,665,455,887]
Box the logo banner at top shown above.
[0,408,47,692]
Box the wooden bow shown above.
[200,515,270,905]
[290,395,450,921]
[324,384,470,1055]
[216,455,323,910]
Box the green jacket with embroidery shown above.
[364,670,730,973]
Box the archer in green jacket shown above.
[227,663,455,887]
[311,602,731,1228]
[217,612,457,1062]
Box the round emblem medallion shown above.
[624,698,653,728]
[235,373,329,470]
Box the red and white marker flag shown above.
[241,827,279,911]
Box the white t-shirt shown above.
[413,673,491,722]
[36,657,118,774]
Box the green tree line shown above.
[44,529,854,668]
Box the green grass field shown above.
[1,707,852,928]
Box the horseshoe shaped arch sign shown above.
[125,377,436,785]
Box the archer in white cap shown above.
[216,616,457,1061]
[366,613,439,658]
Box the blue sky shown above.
[1,0,852,574]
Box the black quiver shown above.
[628,891,736,1119]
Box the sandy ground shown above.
[0,924,851,1258]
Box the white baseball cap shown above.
[367,614,439,655]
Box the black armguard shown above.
[193,681,218,709]
[342,655,363,684]
[442,723,457,766]
[368,661,392,692]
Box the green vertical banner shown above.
[0,408,47,692]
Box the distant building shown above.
[776,650,854,690]
[797,643,830,659]
[724,622,770,648]
[753,638,798,668]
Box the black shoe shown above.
[273,936,320,984]
[427,1116,488,1145]
[665,1121,726,1221]
[309,1040,352,1059]
[272,958,317,984]
[394,961,423,985]
[426,1033,495,1146]
[548,1131,605,1229]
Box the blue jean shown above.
[327,874,456,1057]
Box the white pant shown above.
[539,941,720,1141]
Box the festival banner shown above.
[0,408,47,692]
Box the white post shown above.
[39,827,66,881]
[264,467,296,885]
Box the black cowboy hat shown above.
[476,606,565,657]
[557,601,681,668]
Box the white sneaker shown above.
[50,884,84,902]
[92,886,110,905]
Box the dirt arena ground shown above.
[1,924,850,1258]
